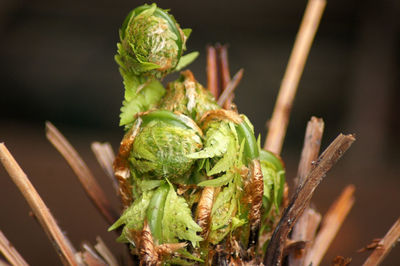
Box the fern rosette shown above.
[110,4,286,264]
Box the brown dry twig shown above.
[94,237,119,266]
[264,0,327,154]
[81,242,107,266]
[289,116,324,266]
[217,69,244,108]
[264,133,355,265]
[289,117,324,266]
[91,142,119,195]
[216,44,234,108]
[206,45,219,99]
[305,185,355,266]
[0,143,78,266]
[362,217,400,266]
[289,208,322,265]
[0,230,29,266]
[46,122,119,225]
[296,117,324,186]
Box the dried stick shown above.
[264,0,327,154]
[94,237,119,266]
[217,69,244,107]
[81,243,107,266]
[91,142,119,195]
[0,230,29,266]
[217,44,234,108]
[206,46,219,99]
[45,122,119,225]
[289,208,322,266]
[0,143,78,266]
[296,117,324,186]
[289,117,324,265]
[264,134,355,265]
[305,185,355,266]
[217,44,231,91]
[362,217,400,266]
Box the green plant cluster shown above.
[109,4,286,264]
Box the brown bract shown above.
[196,186,215,240]
[139,222,159,266]
[138,221,187,266]
[113,118,142,208]
[199,109,243,129]
[247,159,264,251]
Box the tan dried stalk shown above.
[289,117,324,265]
[0,230,29,266]
[81,242,107,266]
[264,0,327,154]
[264,134,355,265]
[206,46,219,98]
[289,208,322,265]
[46,122,118,225]
[305,185,355,266]
[94,237,119,266]
[362,217,400,266]
[217,69,244,107]
[0,143,78,266]
[296,117,325,186]
[216,45,234,108]
[91,142,119,195]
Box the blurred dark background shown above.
[1,0,399,265]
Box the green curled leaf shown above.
[116,3,197,79]
[162,182,203,247]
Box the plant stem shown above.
[94,237,119,266]
[206,46,219,99]
[91,142,119,195]
[217,44,234,109]
[362,217,400,266]
[217,69,244,107]
[264,0,327,154]
[0,230,29,266]
[289,116,324,265]
[305,185,355,266]
[0,143,79,266]
[264,134,355,265]
[296,117,325,186]
[46,122,119,225]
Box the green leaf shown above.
[240,114,254,133]
[231,217,247,231]
[108,190,154,234]
[177,249,204,263]
[182,28,192,38]
[139,179,164,191]
[259,150,286,211]
[119,72,165,126]
[207,139,236,176]
[274,170,285,211]
[135,61,161,71]
[186,122,230,159]
[197,171,234,187]
[260,161,275,201]
[175,51,199,71]
[162,182,203,247]
[208,182,238,244]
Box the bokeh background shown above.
[1,0,399,265]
